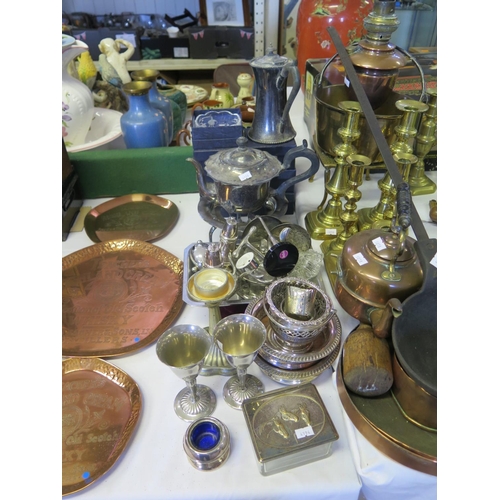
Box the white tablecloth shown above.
[62,90,437,500]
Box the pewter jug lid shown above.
[204,137,283,185]
[250,48,290,68]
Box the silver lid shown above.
[204,137,283,185]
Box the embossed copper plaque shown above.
[84,194,179,243]
[62,357,141,496]
[63,239,184,357]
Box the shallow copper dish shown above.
[84,194,179,243]
[337,357,437,475]
[62,357,141,496]
[63,239,183,357]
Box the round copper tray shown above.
[337,357,437,476]
[62,239,184,357]
[84,194,179,243]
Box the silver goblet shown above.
[213,314,267,410]
[156,324,217,421]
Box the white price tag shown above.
[353,252,368,266]
[430,252,437,268]
[239,171,252,181]
[325,228,337,235]
[344,77,350,88]
[174,47,189,58]
[372,236,387,251]
[295,425,315,439]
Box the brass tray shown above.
[63,239,183,357]
[84,194,179,243]
[62,357,142,496]
[336,357,437,476]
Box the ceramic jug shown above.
[62,35,94,148]
[210,83,234,108]
[248,49,300,145]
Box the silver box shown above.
[242,383,339,476]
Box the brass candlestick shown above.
[358,99,427,230]
[408,88,437,195]
[371,152,418,231]
[305,101,362,240]
[323,154,371,278]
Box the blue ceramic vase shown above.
[131,69,173,145]
[121,81,168,149]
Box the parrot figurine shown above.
[98,54,123,88]
[77,50,97,90]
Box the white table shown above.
[62,90,437,500]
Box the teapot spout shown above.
[186,157,215,201]
[369,298,403,339]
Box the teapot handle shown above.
[272,140,320,214]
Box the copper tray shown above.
[63,239,183,357]
[336,357,437,476]
[84,194,179,243]
[62,357,142,496]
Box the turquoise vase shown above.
[121,81,168,149]
[131,69,173,145]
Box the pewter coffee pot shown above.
[248,48,300,144]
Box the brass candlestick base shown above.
[409,88,437,196]
[358,152,417,232]
[408,169,436,196]
[305,102,362,240]
[357,99,427,231]
[322,154,371,279]
[306,140,340,240]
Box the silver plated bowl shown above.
[264,277,335,345]
[245,297,342,370]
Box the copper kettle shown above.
[333,185,423,324]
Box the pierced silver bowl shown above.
[263,277,335,346]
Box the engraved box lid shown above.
[242,383,339,475]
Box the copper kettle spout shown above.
[369,298,403,339]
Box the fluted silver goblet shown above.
[157,324,217,421]
[213,314,267,410]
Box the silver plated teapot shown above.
[187,137,319,225]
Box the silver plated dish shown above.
[254,347,340,386]
[245,297,342,370]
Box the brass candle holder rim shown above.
[338,101,362,113]
[395,99,429,112]
[131,69,160,81]
[346,153,372,166]
[393,152,418,164]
